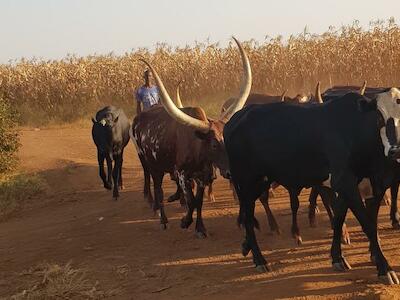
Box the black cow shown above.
[224,90,400,284]
[319,84,400,229]
[92,106,130,199]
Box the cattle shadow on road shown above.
[3,158,400,299]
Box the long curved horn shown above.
[220,37,252,122]
[140,59,210,132]
[175,81,184,108]
[315,81,323,103]
[360,80,367,96]
[281,89,288,102]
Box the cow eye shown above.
[397,99,400,104]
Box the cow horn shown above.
[140,59,210,132]
[281,89,288,102]
[220,37,252,122]
[315,81,323,103]
[175,81,184,108]
[360,80,367,96]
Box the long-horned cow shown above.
[131,37,251,238]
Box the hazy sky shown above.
[1,0,399,63]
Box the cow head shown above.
[375,88,400,160]
[292,93,309,103]
[140,37,252,179]
[92,109,120,128]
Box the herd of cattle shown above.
[91,37,400,285]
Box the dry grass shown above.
[1,19,400,125]
[9,262,119,299]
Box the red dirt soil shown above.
[1,127,400,299]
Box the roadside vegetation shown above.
[0,97,45,219]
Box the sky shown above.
[1,0,399,63]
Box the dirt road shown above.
[1,127,400,299]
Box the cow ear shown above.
[114,116,119,123]
[195,130,210,140]
[92,117,97,124]
[358,96,377,112]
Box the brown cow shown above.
[131,37,251,238]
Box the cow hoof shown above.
[119,185,125,190]
[295,236,303,246]
[195,231,207,239]
[180,217,193,229]
[208,195,216,202]
[104,183,112,190]
[241,241,251,257]
[332,258,352,272]
[315,206,320,213]
[255,264,269,273]
[341,235,351,245]
[167,194,179,203]
[160,223,168,230]
[113,196,119,201]
[379,271,400,285]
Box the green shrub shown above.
[0,173,45,220]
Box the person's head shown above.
[143,69,152,86]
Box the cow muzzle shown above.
[388,145,400,160]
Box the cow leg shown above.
[143,166,153,207]
[112,154,122,200]
[259,190,281,234]
[320,187,350,245]
[178,171,196,230]
[194,181,207,238]
[138,155,153,207]
[97,150,111,190]
[240,194,269,272]
[289,189,302,245]
[106,153,113,189]
[118,150,124,189]
[338,175,398,284]
[207,182,216,202]
[152,172,168,230]
[330,192,351,272]
[230,180,239,203]
[365,195,381,264]
[308,187,319,227]
[390,182,400,229]
[167,181,181,203]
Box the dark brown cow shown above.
[166,83,217,204]
[131,37,251,238]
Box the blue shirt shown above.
[136,86,160,110]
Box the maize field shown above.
[1,19,400,125]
